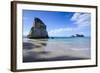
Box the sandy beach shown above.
[23,38,91,62]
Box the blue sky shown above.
[23,10,91,37]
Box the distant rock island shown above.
[28,17,49,39]
[71,34,85,37]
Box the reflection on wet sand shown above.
[23,38,90,62]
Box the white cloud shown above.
[71,13,81,21]
[71,13,91,27]
[48,28,73,34]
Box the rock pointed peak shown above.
[34,17,44,25]
[34,17,41,21]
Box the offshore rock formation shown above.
[28,17,49,39]
[71,34,85,38]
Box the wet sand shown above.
[23,39,91,62]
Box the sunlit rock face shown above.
[28,17,49,38]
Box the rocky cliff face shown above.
[28,17,49,38]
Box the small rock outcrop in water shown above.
[28,17,49,38]
[71,34,85,38]
[76,34,84,37]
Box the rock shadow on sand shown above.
[23,42,43,49]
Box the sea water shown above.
[48,37,90,48]
[23,37,90,53]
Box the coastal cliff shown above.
[28,17,48,38]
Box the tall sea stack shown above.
[28,17,49,38]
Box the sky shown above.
[23,10,91,37]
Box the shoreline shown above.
[23,38,91,62]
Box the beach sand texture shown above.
[23,38,91,62]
